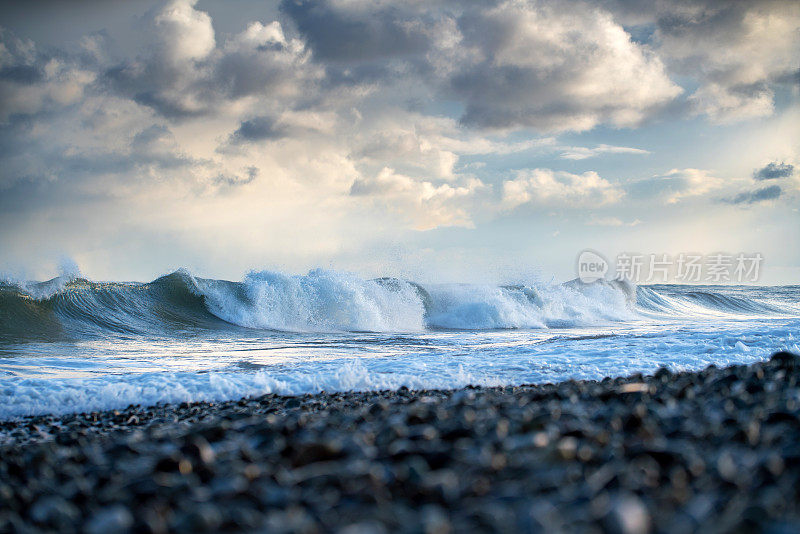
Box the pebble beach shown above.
[2,351,799,533]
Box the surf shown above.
[1,268,798,342]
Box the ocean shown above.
[1,268,798,419]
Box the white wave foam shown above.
[421,281,634,330]
[199,269,637,332]
[4,329,792,420]
[538,282,637,326]
[0,360,505,420]
[0,258,83,300]
[202,269,427,332]
[426,284,547,329]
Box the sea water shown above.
[1,269,798,419]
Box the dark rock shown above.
[85,505,134,534]
[29,495,79,527]
[292,440,345,467]
[770,351,799,370]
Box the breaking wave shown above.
[1,268,798,341]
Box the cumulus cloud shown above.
[606,0,800,123]
[283,0,798,127]
[502,169,624,209]
[154,0,215,64]
[354,129,459,181]
[350,167,484,230]
[347,114,560,189]
[280,0,435,63]
[688,83,775,123]
[104,1,318,119]
[281,0,683,132]
[754,162,794,180]
[448,1,682,131]
[0,29,96,121]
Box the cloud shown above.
[0,29,96,121]
[1,0,798,279]
[605,0,800,123]
[725,184,782,204]
[366,115,557,157]
[350,167,484,230]
[354,128,459,181]
[214,166,259,187]
[448,1,682,131]
[688,82,774,123]
[212,21,316,99]
[586,216,642,226]
[627,168,724,204]
[754,162,794,180]
[282,0,798,128]
[348,115,558,187]
[130,125,187,162]
[278,0,462,94]
[5,0,797,136]
[559,144,650,160]
[154,0,215,64]
[502,169,624,209]
[281,0,682,132]
[230,116,288,143]
[103,3,318,119]
[280,0,435,62]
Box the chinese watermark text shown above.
[577,251,763,283]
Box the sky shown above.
[0,0,798,284]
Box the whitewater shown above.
[1,268,798,419]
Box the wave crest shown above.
[2,268,797,340]
[202,269,427,332]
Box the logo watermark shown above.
[577,249,610,283]
[576,250,763,284]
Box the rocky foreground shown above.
[2,352,800,533]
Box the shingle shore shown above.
[1,352,799,533]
